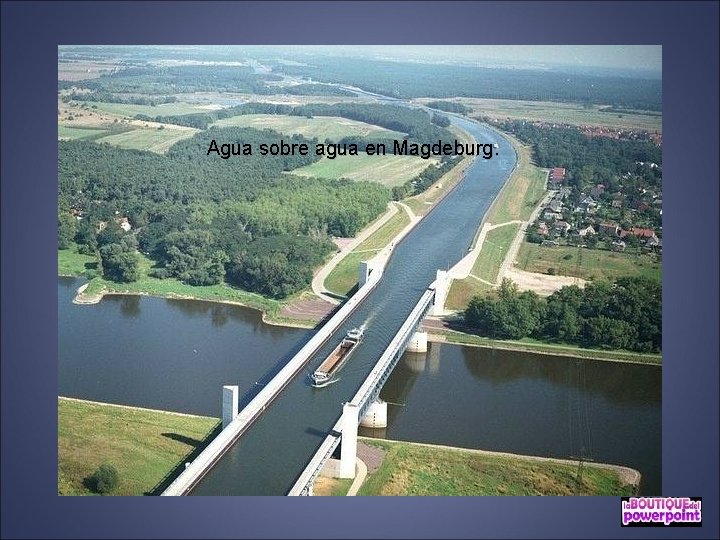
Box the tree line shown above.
[136,102,453,143]
[273,56,662,110]
[464,278,661,352]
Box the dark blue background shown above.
[1,1,717,538]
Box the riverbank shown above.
[58,397,220,496]
[352,437,638,496]
[424,323,662,365]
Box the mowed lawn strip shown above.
[324,210,411,297]
[427,97,662,133]
[357,439,636,496]
[445,278,492,311]
[58,398,219,496]
[58,125,110,140]
[516,243,662,282]
[486,138,547,224]
[291,153,436,187]
[96,127,200,153]
[471,223,521,283]
[213,114,405,141]
[89,101,209,118]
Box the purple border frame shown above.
[1,1,718,538]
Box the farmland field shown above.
[96,127,200,153]
[213,114,406,141]
[58,398,219,496]
[416,97,662,133]
[291,153,436,186]
[516,242,662,281]
[88,101,211,118]
[58,125,110,140]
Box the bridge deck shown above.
[288,285,436,495]
[161,271,383,496]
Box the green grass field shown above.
[88,101,210,118]
[58,125,110,140]
[357,439,636,496]
[486,138,547,223]
[516,243,662,281]
[445,278,492,310]
[324,209,411,296]
[443,223,520,310]
[422,97,662,132]
[291,153,436,187]
[472,223,521,283]
[58,398,219,496]
[96,127,199,153]
[313,477,354,496]
[213,114,405,141]
[58,244,98,276]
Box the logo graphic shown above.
[621,497,702,527]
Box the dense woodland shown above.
[465,278,661,352]
[59,126,390,296]
[60,64,279,94]
[273,57,662,110]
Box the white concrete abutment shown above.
[339,403,360,478]
[360,399,388,428]
[222,385,239,428]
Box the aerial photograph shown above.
[57,45,662,497]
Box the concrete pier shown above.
[360,399,387,429]
[431,270,450,316]
[359,260,382,288]
[407,330,428,352]
[339,403,359,478]
[222,386,239,428]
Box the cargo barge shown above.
[310,328,364,388]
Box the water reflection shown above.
[461,347,662,405]
[371,342,661,494]
[119,295,141,318]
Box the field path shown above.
[497,190,554,285]
[448,220,522,281]
[312,202,399,304]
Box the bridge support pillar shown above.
[222,385,239,429]
[432,269,450,316]
[360,399,388,429]
[358,260,381,289]
[407,330,428,353]
[339,403,359,478]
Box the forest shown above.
[273,56,662,110]
[59,126,390,297]
[60,64,279,94]
[464,278,661,352]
